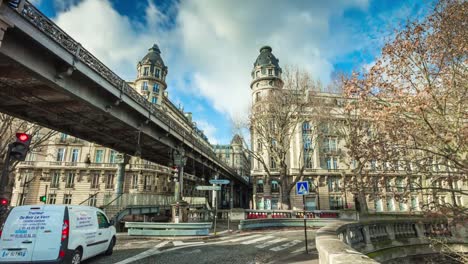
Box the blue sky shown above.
[31,0,430,145]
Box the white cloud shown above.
[52,0,373,132]
[194,119,218,144]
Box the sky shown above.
[30,0,429,145]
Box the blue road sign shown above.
[296,181,309,195]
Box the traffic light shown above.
[39,196,47,203]
[9,133,32,161]
[0,198,8,206]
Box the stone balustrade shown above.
[316,214,468,264]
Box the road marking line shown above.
[241,235,274,245]
[219,233,244,240]
[228,234,263,242]
[270,240,302,252]
[114,241,169,264]
[173,241,205,246]
[255,238,287,249]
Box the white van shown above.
[0,205,116,264]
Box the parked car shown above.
[0,205,116,264]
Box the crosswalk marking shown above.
[228,234,263,242]
[255,238,287,249]
[241,235,274,245]
[270,240,302,252]
[115,241,169,264]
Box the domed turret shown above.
[134,44,168,106]
[250,46,283,104]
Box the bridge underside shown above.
[0,52,176,166]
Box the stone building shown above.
[9,44,226,207]
[249,46,466,211]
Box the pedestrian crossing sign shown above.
[296,181,309,195]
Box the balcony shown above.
[65,183,74,189]
[50,183,60,189]
[90,184,100,189]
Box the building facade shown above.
[10,44,242,208]
[249,46,467,211]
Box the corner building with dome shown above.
[249,46,466,211]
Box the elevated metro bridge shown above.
[0,0,249,206]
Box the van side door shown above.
[95,212,111,254]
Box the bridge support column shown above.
[115,154,130,201]
[230,183,234,209]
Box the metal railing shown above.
[6,0,246,185]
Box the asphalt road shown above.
[84,229,319,264]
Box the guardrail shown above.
[125,222,213,236]
[316,216,468,264]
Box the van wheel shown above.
[104,237,115,256]
[71,249,82,264]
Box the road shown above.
[84,230,319,264]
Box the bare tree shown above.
[237,66,330,209]
[0,113,57,199]
[341,0,467,258]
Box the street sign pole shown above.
[296,181,310,254]
[303,195,308,254]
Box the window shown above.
[257,142,262,152]
[255,92,260,102]
[303,136,312,150]
[305,197,316,210]
[51,172,60,188]
[71,149,79,163]
[399,201,407,211]
[91,174,99,189]
[268,69,273,76]
[270,157,276,169]
[437,196,446,205]
[153,83,159,92]
[302,122,311,133]
[386,197,395,211]
[131,174,138,189]
[88,194,97,207]
[324,137,337,152]
[326,157,338,170]
[271,180,279,193]
[65,172,75,188]
[304,152,313,169]
[95,150,104,163]
[256,71,260,77]
[257,179,264,193]
[141,81,148,91]
[225,149,230,158]
[109,150,116,163]
[57,148,65,162]
[60,133,67,142]
[375,198,383,212]
[63,194,72,204]
[328,176,341,192]
[143,67,149,76]
[410,178,419,191]
[96,212,109,229]
[411,196,419,211]
[385,178,393,192]
[370,160,377,171]
[144,175,151,191]
[106,174,115,189]
[329,196,344,210]
[155,69,160,78]
[396,177,405,192]
[48,194,56,204]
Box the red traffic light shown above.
[16,133,30,142]
[0,198,8,206]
